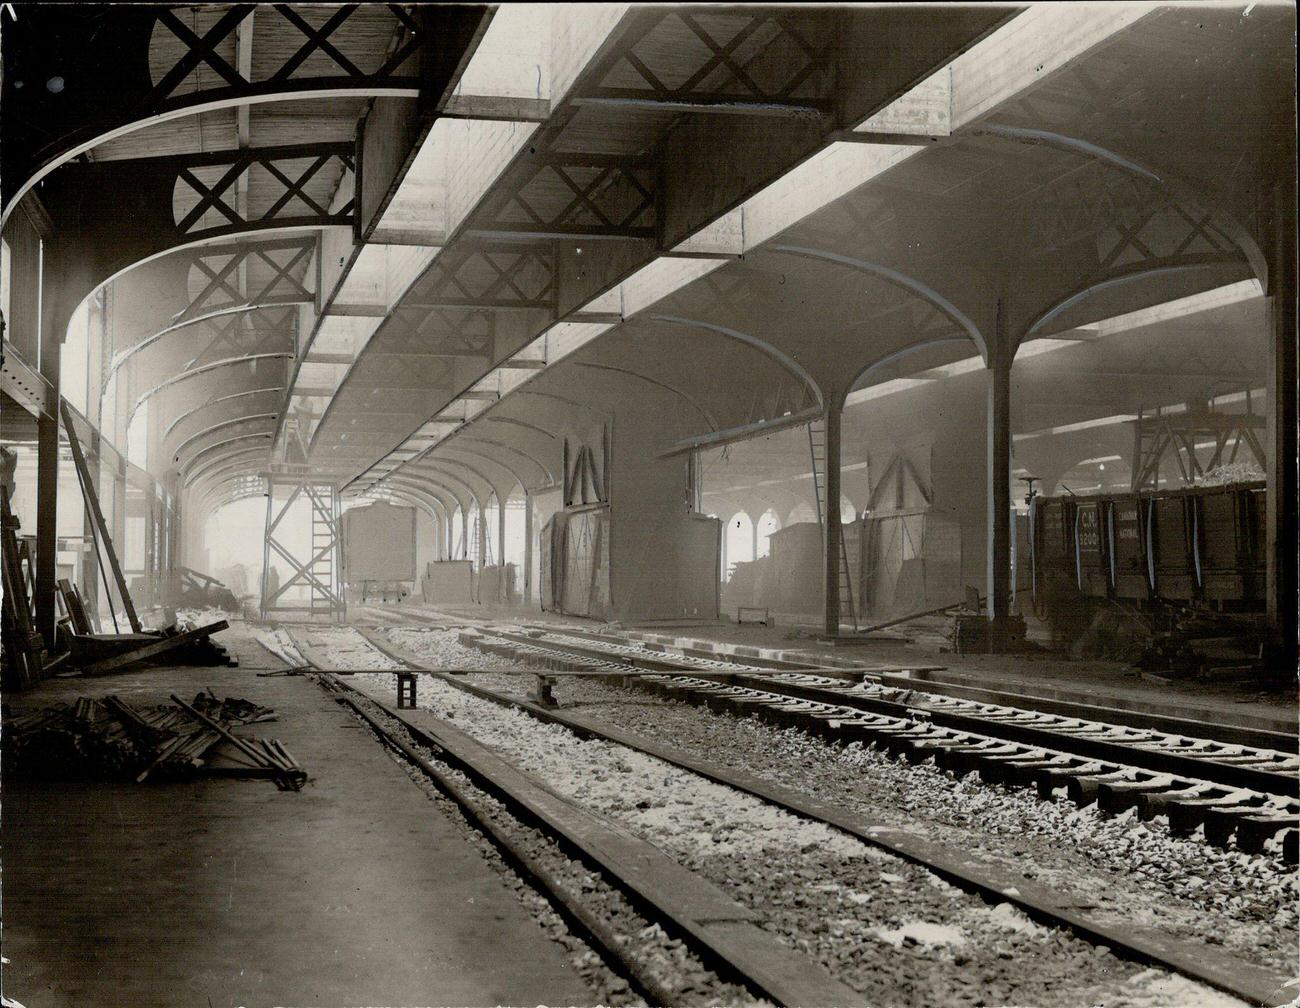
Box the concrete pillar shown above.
[1264,179,1297,664]
[497,494,508,601]
[823,404,843,638]
[144,491,156,607]
[523,492,534,605]
[987,303,1013,640]
[476,502,487,569]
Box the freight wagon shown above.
[1030,481,1266,615]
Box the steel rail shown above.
[346,625,1290,1008]
[281,631,862,1008]
[471,626,1298,798]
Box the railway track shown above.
[451,623,1299,864]
[271,623,1290,1007]
[269,628,857,1008]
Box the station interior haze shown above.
[1,4,1297,1008]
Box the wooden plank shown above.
[1,485,45,688]
[60,400,141,633]
[78,620,228,677]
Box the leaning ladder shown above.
[808,421,858,631]
[307,488,337,618]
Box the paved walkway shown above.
[1,624,590,1008]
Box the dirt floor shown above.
[0,624,590,1008]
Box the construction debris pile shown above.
[2,690,305,790]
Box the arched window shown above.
[756,509,780,558]
[451,506,465,560]
[723,512,754,582]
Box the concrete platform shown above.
[1,623,590,1008]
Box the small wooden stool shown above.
[396,671,418,708]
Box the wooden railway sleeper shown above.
[1201,798,1272,847]
[1068,768,1143,806]
[901,734,973,765]
[975,753,1063,787]
[1095,776,1182,816]
[1166,794,1258,835]
[1136,783,1228,820]
[933,741,1023,776]
[1031,760,1115,799]
[1236,814,1300,858]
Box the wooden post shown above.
[35,410,59,646]
[823,404,842,638]
[1264,178,1297,663]
[80,430,101,624]
[987,302,1014,645]
[61,402,142,633]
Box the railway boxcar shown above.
[1110,496,1151,602]
[1148,493,1198,602]
[1192,483,1266,608]
[1074,500,1110,598]
[1031,496,1078,604]
[1031,481,1266,615]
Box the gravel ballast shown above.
[335,689,765,1008]
[390,628,1298,968]
[329,627,1259,1007]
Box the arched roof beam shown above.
[647,315,827,409]
[128,354,292,424]
[379,475,459,521]
[409,456,503,503]
[1,5,492,218]
[434,447,528,497]
[975,124,1268,292]
[763,247,988,367]
[162,387,286,441]
[180,434,274,486]
[457,437,556,487]
[1023,262,1247,346]
[847,336,976,393]
[570,362,720,432]
[170,414,279,466]
[185,447,271,495]
[197,475,271,513]
[401,464,481,513]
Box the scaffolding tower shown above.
[260,464,346,623]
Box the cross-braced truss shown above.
[151,5,428,102]
[260,467,346,623]
[383,306,495,358]
[488,157,657,239]
[1016,160,1239,269]
[172,144,354,239]
[180,237,316,322]
[1130,406,1267,491]
[589,9,832,109]
[181,305,299,371]
[407,244,557,311]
